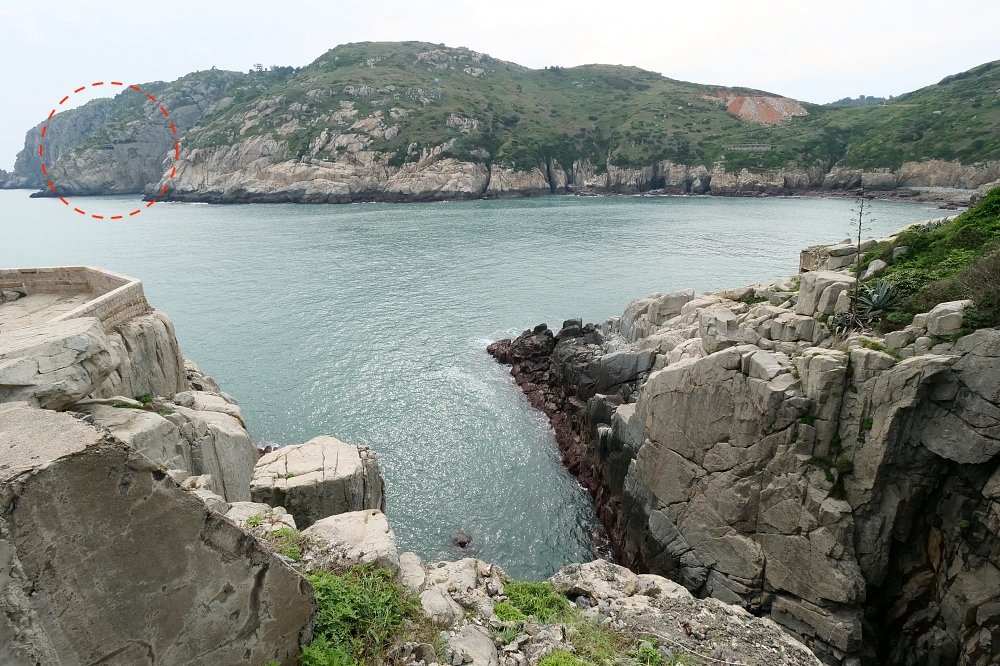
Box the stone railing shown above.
[0,266,150,331]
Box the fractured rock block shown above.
[252,435,385,529]
[301,509,399,573]
[925,300,973,337]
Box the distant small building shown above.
[722,143,772,152]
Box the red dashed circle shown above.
[40,81,179,218]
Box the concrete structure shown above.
[0,266,150,332]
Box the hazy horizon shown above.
[1,0,998,171]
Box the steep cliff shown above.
[489,211,1000,665]
[4,97,119,189]
[4,70,245,195]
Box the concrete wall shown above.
[0,266,150,331]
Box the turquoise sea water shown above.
[0,190,941,578]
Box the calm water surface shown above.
[0,190,941,578]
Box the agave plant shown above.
[856,279,902,322]
[829,310,866,336]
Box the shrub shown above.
[856,279,902,321]
[636,643,662,666]
[300,635,354,666]
[266,527,303,561]
[504,582,568,622]
[884,311,914,325]
[956,250,1000,326]
[800,415,816,426]
[245,513,264,527]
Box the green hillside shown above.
[18,43,1000,186]
[831,61,1000,169]
[181,41,866,173]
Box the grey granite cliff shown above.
[490,219,1000,665]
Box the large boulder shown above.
[445,625,499,666]
[301,509,399,573]
[252,435,385,529]
[795,271,854,318]
[71,399,194,472]
[170,405,258,501]
[0,317,117,410]
[925,299,973,337]
[0,401,315,666]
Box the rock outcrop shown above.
[91,309,188,400]
[73,394,259,502]
[0,401,315,666]
[489,224,1000,665]
[399,553,821,666]
[251,435,385,529]
[3,98,119,190]
[23,72,244,196]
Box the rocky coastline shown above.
[489,216,1000,666]
[0,269,826,665]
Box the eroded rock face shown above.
[490,258,1000,665]
[0,402,315,666]
[99,309,188,400]
[252,435,385,529]
[0,317,117,410]
[72,395,258,502]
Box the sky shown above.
[1,0,998,170]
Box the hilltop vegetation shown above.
[183,41,791,173]
[178,42,1000,173]
[835,61,1000,169]
[863,185,1000,328]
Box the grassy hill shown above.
[182,41,787,173]
[830,61,1000,169]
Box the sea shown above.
[0,190,943,578]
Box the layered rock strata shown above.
[148,152,997,205]
[489,226,1000,665]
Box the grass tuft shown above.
[504,582,569,623]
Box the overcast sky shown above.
[1,0,998,170]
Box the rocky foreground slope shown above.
[0,273,823,664]
[489,217,1000,665]
[6,42,1000,204]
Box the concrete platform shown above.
[0,291,95,333]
